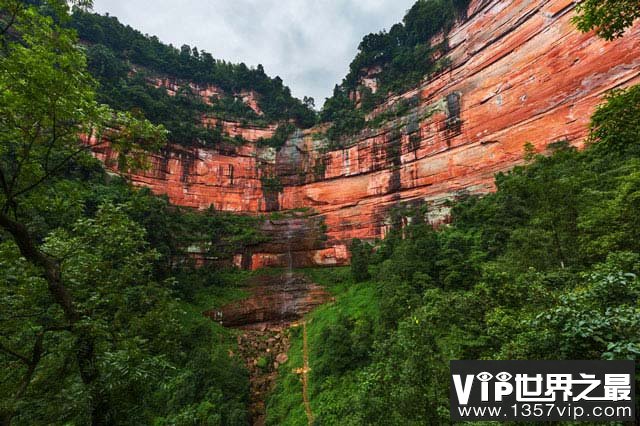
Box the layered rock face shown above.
[233,215,347,270]
[278,0,640,252]
[205,274,331,329]
[95,0,640,269]
[150,76,264,115]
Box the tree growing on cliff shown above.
[350,238,371,282]
[70,9,318,132]
[573,0,640,40]
[320,0,472,143]
[587,85,640,156]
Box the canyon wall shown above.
[95,0,640,269]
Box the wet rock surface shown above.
[206,273,331,329]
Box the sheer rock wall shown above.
[94,0,640,269]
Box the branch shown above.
[0,168,19,219]
[0,211,79,323]
[0,5,19,38]
[0,310,48,321]
[0,341,29,364]
[8,122,42,198]
[14,331,45,400]
[9,139,103,201]
[0,168,11,200]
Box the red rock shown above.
[92,0,640,269]
[205,274,331,328]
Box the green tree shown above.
[70,9,317,132]
[350,238,371,282]
[0,1,165,423]
[573,0,640,40]
[320,0,471,140]
[587,85,640,157]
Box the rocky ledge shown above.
[92,0,640,268]
[206,273,331,329]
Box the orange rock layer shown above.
[95,0,640,269]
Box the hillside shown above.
[71,10,316,147]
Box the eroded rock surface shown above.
[205,273,330,425]
[236,328,290,425]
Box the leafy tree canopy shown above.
[320,0,470,144]
[573,0,640,40]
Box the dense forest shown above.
[70,9,316,147]
[0,1,264,423]
[0,158,261,424]
[1,0,640,425]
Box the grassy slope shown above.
[170,272,253,382]
[266,267,379,425]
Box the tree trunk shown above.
[0,212,109,425]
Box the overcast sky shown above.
[92,0,415,107]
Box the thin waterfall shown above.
[281,221,296,323]
[286,224,293,281]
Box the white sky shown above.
[92,0,415,107]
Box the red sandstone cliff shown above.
[94,0,640,269]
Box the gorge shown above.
[90,0,640,270]
[3,0,640,424]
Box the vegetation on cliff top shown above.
[320,0,470,145]
[573,0,640,40]
[70,9,316,147]
[320,0,640,146]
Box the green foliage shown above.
[70,9,317,141]
[498,252,640,361]
[5,0,640,424]
[260,175,283,193]
[587,85,640,157]
[368,96,419,128]
[257,123,297,149]
[573,0,640,40]
[0,0,166,197]
[320,0,470,143]
[90,68,230,146]
[0,186,252,424]
[349,238,371,282]
[267,268,378,426]
[0,3,166,421]
[320,85,366,144]
[0,3,254,423]
[314,314,373,377]
[345,0,466,94]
